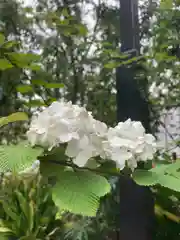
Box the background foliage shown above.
[0,0,179,239]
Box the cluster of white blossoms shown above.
[149,82,169,99]
[102,119,156,170]
[27,101,157,170]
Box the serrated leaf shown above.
[16,84,34,93]
[164,161,180,176]
[0,112,28,127]
[132,169,159,186]
[150,163,169,174]
[0,142,43,173]
[51,168,111,216]
[45,83,64,89]
[158,175,180,192]
[133,163,180,192]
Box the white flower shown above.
[103,119,156,170]
[161,88,169,95]
[65,120,108,167]
[102,140,133,169]
[26,101,157,171]
[149,82,159,98]
[27,101,90,150]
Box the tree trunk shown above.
[116,0,155,239]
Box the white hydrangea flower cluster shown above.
[27,101,157,170]
[102,119,156,170]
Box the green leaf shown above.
[6,53,41,67]
[0,227,12,233]
[96,161,119,176]
[24,7,33,13]
[14,190,30,222]
[0,142,43,173]
[39,146,66,163]
[24,100,46,107]
[6,112,28,123]
[0,33,5,45]
[133,163,180,192]
[151,163,169,174]
[2,40,17,49]
[45,83,64,89]
[152,161,180,178]
[160,0,173,9]
[75,24,88,36]
[164,161,180,176]
[132,169,159,186]
[47,97,57,104]
[0,234,9,240]
[39,147,67,179]
[0,112,28,127]
[158,175,180,192]
[52,169,111,216]
[104,61,122,69]
[1,201,18,221]
[40,156,111,216]
[31,79,46,86]
[26,64,41,71]
[16,84,34,93]
[0,59,13,70]
[40,161,65,178]
[85,159,100,169]
[27,201,34,233]
[19,236,36,240]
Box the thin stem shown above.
[42,159,122,177]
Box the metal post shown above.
[116,0,155,239]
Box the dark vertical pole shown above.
[117,0,155,240]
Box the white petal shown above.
[73,149,93,167]
[66,140,80,158]
[127,158,137,171]
[111,148,132,162]
[145,134,156,144]
[79,135,89,148]
[109,136,134,148]
[59,133,74,143]
[27,131,37,146]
